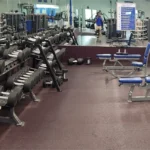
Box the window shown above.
[92,10,97,19]
[85,9,92,20]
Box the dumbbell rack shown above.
[32,32,68,77]
[0,86,24,126]
[36,44,62,92]
[26,38,62,92]
[0,65,44,126]
[32,38,68,85]
[42,40,68,83]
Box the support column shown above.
[69,0,72,26]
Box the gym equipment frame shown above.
[97,43,150,79]
[119,77,150,102]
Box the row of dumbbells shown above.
[0,86,22,109]
[0,46,31,62]
[38,30,69,45]
[6,66,44,93]
[0,67,44,126]
[68,58,92,65]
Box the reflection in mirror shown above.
[74,1,149,48]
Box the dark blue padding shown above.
[96,54,112,58]
[143,43,150,64]
[119,77,142,84]
[114,54,141,58]
[145,77,150,83]
[132,61,143,67]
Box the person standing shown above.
[95,12,103,42]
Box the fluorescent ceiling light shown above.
[35,4,59,9]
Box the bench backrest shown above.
[127,33,133,46]
[143,43,150,64]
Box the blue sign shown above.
[117,3,136,31]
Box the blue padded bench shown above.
[119,77,143,84]
[132,61,144,67]
[145,77,150,83]
[114,54,141,59]
[96,54,112,59]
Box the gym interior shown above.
[0,0,150,149]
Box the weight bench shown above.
[96,43,150,78]
[119,77,150,102]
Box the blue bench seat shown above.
[132,61,144,67]
[145,77,150,83]
[114,54,141,59]
[119,77,143,84]
[96,54,111,58]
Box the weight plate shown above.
[68,58,75,65]
[7,86,23,107]
[77,58,84,65]
[23,48,31,59]
[17,52,24,62]
[23,79,33,93]
[0,60,5,73]
[3,49,11,59]
[0,46,5,56]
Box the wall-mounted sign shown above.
[117,2,136,31]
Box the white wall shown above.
[0,0,57,13]
[0,0,150,17]
[57,0,150,17]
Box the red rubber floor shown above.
[0,65,150,150]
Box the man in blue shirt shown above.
[95,12,103,41]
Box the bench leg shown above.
[29,90,40,102]
[128,85,135,102]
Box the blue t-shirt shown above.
[96,17,102,26]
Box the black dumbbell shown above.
[22,48,31,59]
[67,58,77,65]
[0,86,22,107]
[3,49,24,62]
[43,76,63,88]
[55,69,68,82]
[77,58,84,65]
[38,59,54,70]
[0,60,5,74]
[23,78,35,92]
[54,34,60,44]
[0,46,5,56]
[49,37,55,45]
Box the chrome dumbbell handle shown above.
[0,96,8,100]
[11,50,22,55]
[40,60,52,68]
[8,54,18,58]
[17,80,26,83]
[39,67,46,70]
[20,77,28,80]
[1,92,10,96]
[26,72,33,75]
[22,71,34,78]
[14,82,24,86]
[23,75,30,78]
